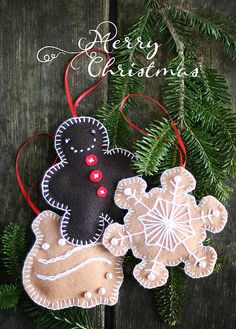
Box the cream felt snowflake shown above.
[103,167,228,289]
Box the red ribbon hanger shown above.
[16,133,56,215]
[119,93,187,167]
[64,48,110,117]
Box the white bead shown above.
[84,291,92,299]
[87,148,90,151]
[42,243,50,250]
[213,209,220,217]
[74,150,78,153]
[98,287,106,295]
[124,187,132,196]
[58,238,66,246]
[147,273,156,281]
[199,260,206,268]
[111,238,119,246]
[105,272,113,280]
[174,175,182,183]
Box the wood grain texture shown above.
[113,1,236,329]
[0,0,236,329]
[0,0,109,328]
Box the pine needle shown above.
[153,267,187,326]
[23,299,93,329]
[0,284,20,310]
[1,223,26,280]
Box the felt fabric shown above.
[103,167,228,289]
[23,210,124,309]
[41,116,135,246]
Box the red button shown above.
[97,186,108,198]
[85,154,97,166]
[90,170,103,183]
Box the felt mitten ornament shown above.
[42,51,135,246]
[23,210,124,309]
[103,95,228,289]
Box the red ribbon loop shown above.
[16,132,56,215]
[119,93,187,167]
[64,48,110,117]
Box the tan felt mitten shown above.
[103,167,228,289]
[23,210,123,309]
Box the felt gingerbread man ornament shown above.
[103,94,228,289]
[42,51,135,246]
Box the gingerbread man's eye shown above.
[90,129,96,135]
[65,138,71,144]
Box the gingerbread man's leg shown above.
[184,246,217,278]
[133,259,169,289]
[103,223,131,257]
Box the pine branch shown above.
[158,7,187,129]
[133,119,176,175]
[204,237,224,273]
[153,267,187,326]
[0,284,20,310]
[1,223,26,280]
[122,251,139,276]
[24,299,93,329]
[166,4,236,59]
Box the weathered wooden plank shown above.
[113,0,236,328]
[0,0,109,328]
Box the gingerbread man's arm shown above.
[42,163,71,212]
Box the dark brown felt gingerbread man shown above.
[42,116,135,246]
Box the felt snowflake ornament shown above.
[23,210,124,309]
[103,166,228,289]
[41,117,135,246]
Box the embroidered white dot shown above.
[111,238,119,246]
[198,260,206,268]
[42,243,50,250]
[124,187,132,196]
[98,287,106,295]
[58,238,66,246]
[84,291,93,299]
[105,272,113,280]
[174,175,182,183]
[213,209,220,217]
[147,273,156,281]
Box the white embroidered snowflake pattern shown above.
[103,167,228,289]
[139,199,194,251]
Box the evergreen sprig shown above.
[153,267,187,326]
[0,284,20,310]
[122,251,139,276]
[133,118,176,175]
[24,300,92,329]
[166,4,236,59]
[1,222,26,280]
